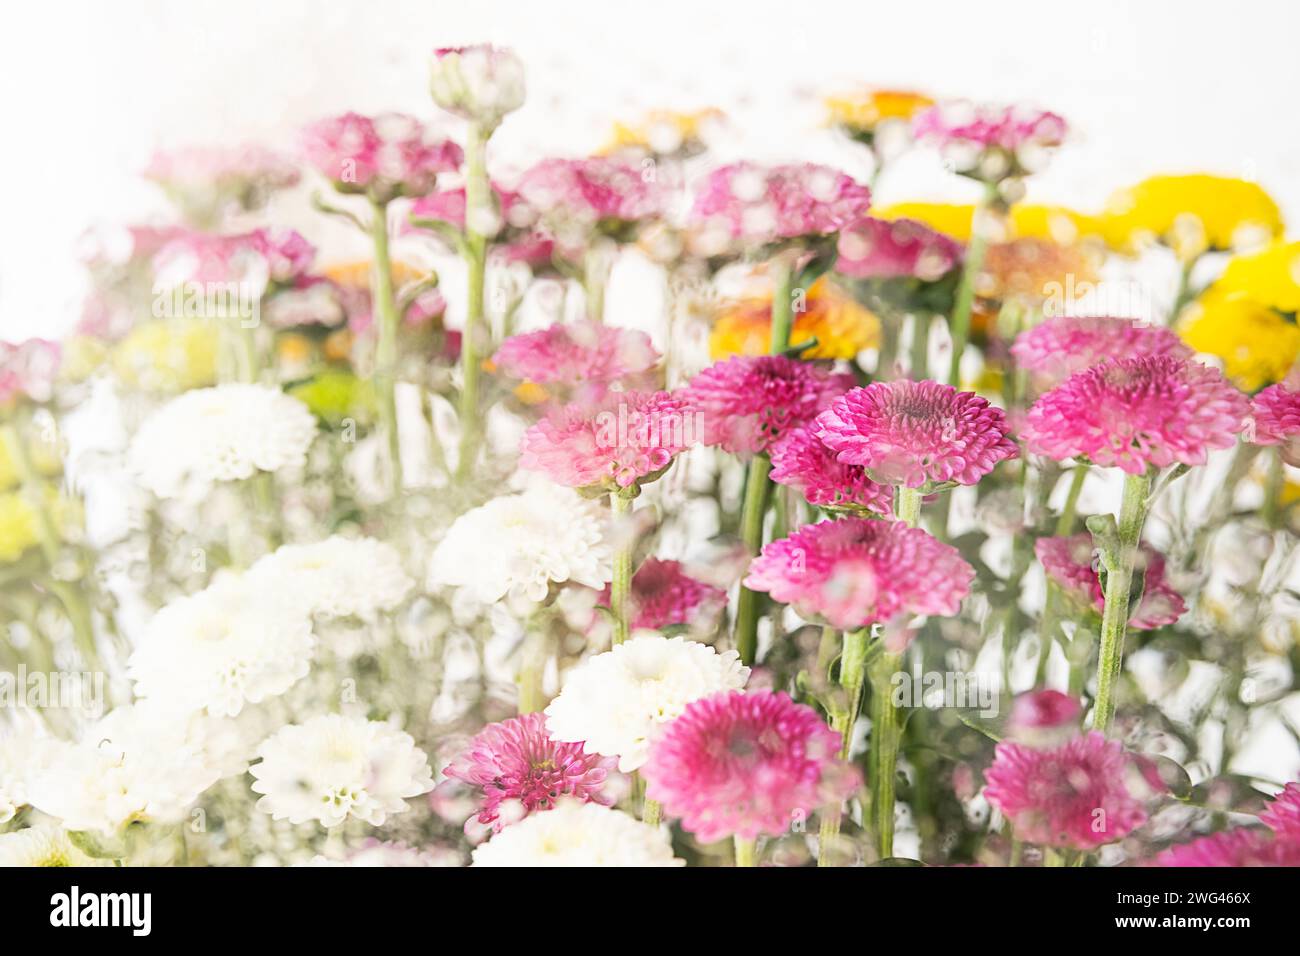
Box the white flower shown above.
[129,384,317,499]
[128,573,315,718]
[250,714,433,827]
[544,635,750,772]
[471,800,683,867]
[298,840,456,867]
[0,723,61,823]
[249,535,413,621]
[428,482,611,606]
[429,45,526,130]
[0,824,112,867]
[27,703,229,834]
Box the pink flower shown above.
[1022,356,1249,474]
[642,690,860,843]
[408,183,554,267]
[515,158,666,247]
[1006,690,1083,748]
[1011,316,1193,391]
[1035,533,1186,630]
[152,227,315,291]
[442,713,616,834]
[913,102,1066,175]
[1258,782,1300,842]
[1157,784,1300,866]
[836,216,962,282]
[300,112,462,202]
[428,45,526,128]
[596,558,726,631]
[491,321,660,398]
[743,518,974,630]
[681,355,854,457]
[520,390,696,492]
[144,144,299,221]
[768,425,893,515]
[1250,382,1300,466]
[984,731,1156,850]
[814,380,1018,489]
[0,339,61,407]
[689,162,871,251]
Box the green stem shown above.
[868,651,903,859]
[456,121,490,482]
[818,627,869,865]
[643,797,661,828]
[946,182,998,388]
[368,197,402,498]
[894,485,923,528]
[1056,464,1088,535]
[583,242,611,323]
[909,312,930,380]
[1262,448,1285,530]
[768,256,796,355]
[733,456,773,666]
[734,836,757,867]
[517,629,548,714]
[1092,470,1153,734]
[610,493,635,646]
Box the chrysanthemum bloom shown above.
[768,425,893,515]
[836,216,963,282]
[515,157,666,250]
[1259,783,1300,841]
[984,731,1159,850]
[977,238,1102,318]
[1011,315,1192,391]
[144,143,300,224]
[1180,292,1300,392]
[520,389,696,493]
[1157,783,1300,866]
[744,518,974,630]
[0,339,60,408]
[600,107,725,160]
[1023,356,1248,474]
[153,227,316,297]
[1249,382,1300,465]
[443,713,616,833]
[814,380,1018,489]
[408,182,553,267]
[688,161,871,253]
[470,799,684,867]
[1214,240,1300,313]
[912,102,1066,180]
[823,88,934,142]
[251,714,433,827]
[1035,533,1186,630]
[709,275,879,360]
[0,825,112,868]
[490,321,660,402]
[1006,690,1083,748]
[248,536,413,621]
[429,45,526,130]
[595,557,727,631]
[642,690,860,843]
[681,355,855,457]
[544,635,751,772]
[128,385,318,499]
[1101,174,1283,256]
[428,482,611,605]
[300,112,463,202]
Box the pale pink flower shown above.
[1022,356,1249,474]
[442,713,616,834]
[1007,690,1083,747]
[429,45,526,128]
[300,112,462,201]
[836,216,962,282]
[768,425,893,515]
[913,102,1066,180]
[744,518,974,630]
[642,690,860,843]
[491,321,660,397]
[515,157,666,246]
[144,144,299,222]
[1249,382,1300,466]
[408,182,554,267]
[152,227,315,290]
[1035,533,1186,630]
[0,339,61,407]
[681,355,854,457]
[814,380,1018,488]
[1011,315,1192,391]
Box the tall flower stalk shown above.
[946,181,998,387]
[457,122,490,481]
[610,493,636,646]
[368,198,403,498]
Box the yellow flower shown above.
[1214,241,1300,314]
[1009,205,1104,244]
[872,202,974,242]
[1179,291,1300,391]
[111,319,220,392]
[599,109,725,157]
[710,276,879,360]
[1101,174,1284,257]
[823,89,934,135]
[58,335,108,384]
[0,488,74,564]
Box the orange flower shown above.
[710,276,879,360]
[824,89,934,136]
[322,258,426,290]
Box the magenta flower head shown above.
[442,712,616,834]
[1022,356,1249,475]
[1157,783,1300,866]
[300,112,463,203]
[1249,382,1300,466]
[984,731,1161,850]
[429,45,526,130]
[520,389,696,494]
[688,161,871,255]
[1035,533,1186,630]
[641,690,860,843]
[768,425,893,516]
[0,339,61,409]
[681,355,854,457]
[515,157,666,251]
[1259,783,1300,841]
[913,101,1066,182]
[491,320,661,402]
[744,518,974,630]
[408,182,554,267]
[836,216,962,282]
[1011,315,1193,392]
[814,380,1018,490]
[597,558,726,632]
[1006,690,1082,748]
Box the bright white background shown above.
[2,0,1300,341]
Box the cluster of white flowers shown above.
[249,535,413,621]
[470,800,684,867]
[544,635,751,771]
[0,824,112,867]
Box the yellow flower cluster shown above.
[1214,241,1300,314]
[111,318,220,392]
[1101,174,1284,257]
[0,487,75,564]
[872,202,1101,246]
[1180,291,1300,392]
[710,276,879,360]
[600,108,725,157]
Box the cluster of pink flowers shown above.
[682,355,854,456]
[836,216,963,282]
[1249,382,1300,465]
[515,157,666,241]
[1023,355,1249,474]
[1158,783,1300,866]
[913,102,1067,153]
[815,380,1019,488]
[491,320,660,399]
[519,389,696,492]
[442,712,616,834]
[689,161,872,251]
[1035,533,1186,630]
[408,182,554,267]
[1011,315,1192,391]
[152,227,316,290]
[642,690,860,843]
[300,112,463,201]
[596,558,726,632]
[744,517,974,629]
[768,425,893,515]
[0,339,61,407]
[143,143,300,220]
